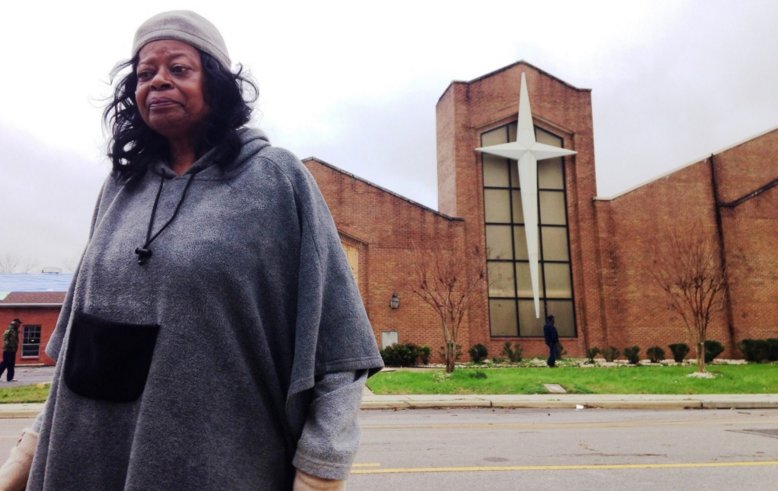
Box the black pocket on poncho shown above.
[64,311,160,403]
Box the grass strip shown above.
[0,383,50,403]
[367,364,778,395]
[1,364,774,402]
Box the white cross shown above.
[476,72,576,318]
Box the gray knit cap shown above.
[133,10,231,70]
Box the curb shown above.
[2,396,777,419]
[0,404,44,419]
[359,394,778,411]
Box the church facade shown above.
[306,60,778,361]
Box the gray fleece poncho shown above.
[28,129,383,489]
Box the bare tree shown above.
[410,242,485,373]
[0,253,36,274]
[651,226,727,373]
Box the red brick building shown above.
[0,292,61,365]
[308,60,777,361]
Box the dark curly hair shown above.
[103,51,258,179]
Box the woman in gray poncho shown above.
[0,10,382,490]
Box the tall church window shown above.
[482,123,576,337]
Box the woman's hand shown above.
[293,470,345,491]
[0,429,37,491]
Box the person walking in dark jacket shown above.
[0,319,20,382]
[543,315,560,367]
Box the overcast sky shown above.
[2,0,777,271]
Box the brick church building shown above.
[305,60,777,361]
[3,60,776,366]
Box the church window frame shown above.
[482,122,577,338]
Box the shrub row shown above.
[380,343,431,367]
[469,341,726,365]
[738,338,778,363]
[586,341,725,364]
[467,342,524,364]
[385,338,754,367]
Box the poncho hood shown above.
[150,127,271,179]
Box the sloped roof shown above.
[303,157,463,222]
[595,124,778,201]
[0,291,66,306]
[438,59,591,105]
[0,273,73,294]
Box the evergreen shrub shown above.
[585,347,600,364]
[623,346,641,364]
[768,339,778,361]
[380,343,421,367]
[738,339,769,363]
[704,340,725,363]
[469,343,489,363]
[602,346,619,362]
[502,342,523,363]
[668,343,690,363]
[646,346,665,363]
[418,345,431,365]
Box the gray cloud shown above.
[0,124,104,271]
[2,0,777,267]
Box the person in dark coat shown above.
[543,315,560,367]
[0,319,20,382]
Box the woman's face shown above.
[135,40,208,141]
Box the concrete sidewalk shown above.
[2,393,777,419]
[359,392,778,411]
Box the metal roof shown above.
[0,273,73,300]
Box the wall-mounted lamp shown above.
[389,292,400,309]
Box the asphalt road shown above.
[350,407,778,490]
[2,386,776,490]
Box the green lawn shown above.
[367,364,778,395]
[0,383,51,403]
[0,365,774,403]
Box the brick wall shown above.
[594,133,778,357]
[594,163,726,354]
[714,130,778,345]
[304,158,468,362]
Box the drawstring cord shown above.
[135,172,197,265]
